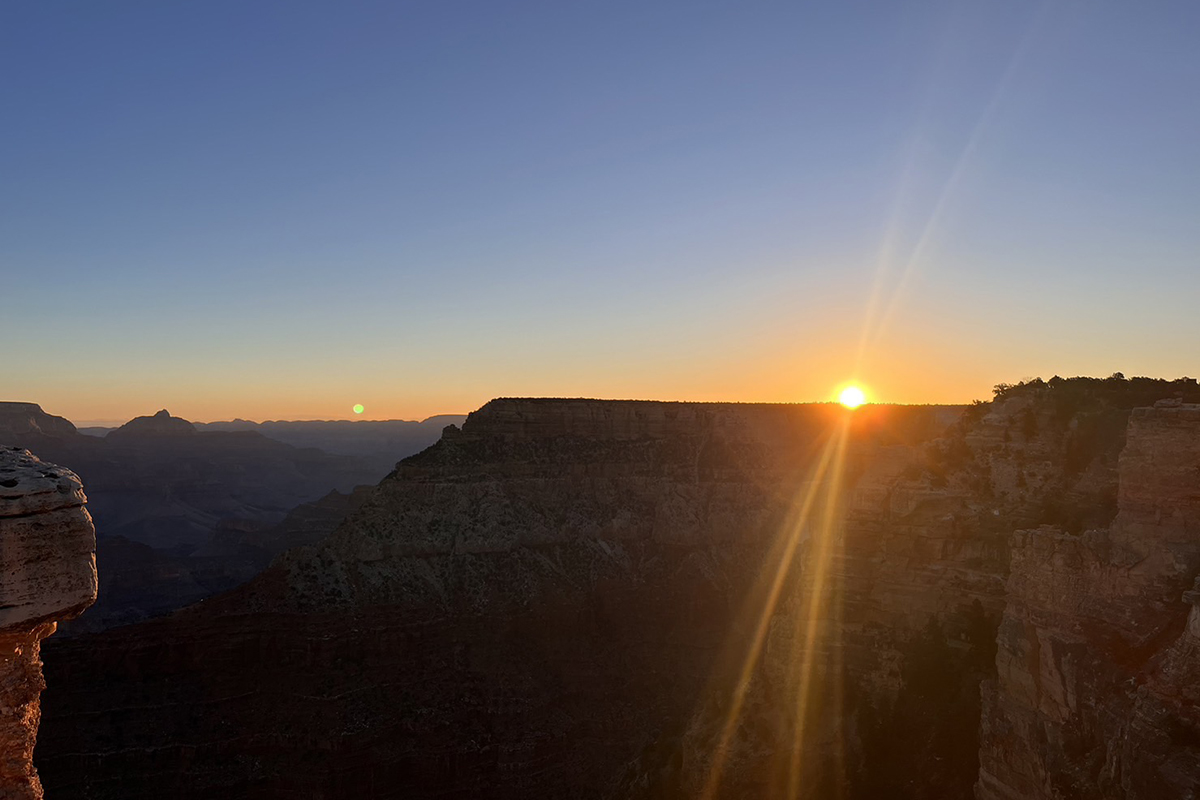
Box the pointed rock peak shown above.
[109,409,196,439]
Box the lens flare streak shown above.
[698,418,853,799]
[787,421,850,796]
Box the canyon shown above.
[9,378,1200,797]
[0,403,453,633]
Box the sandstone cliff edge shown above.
[0,448,96,800]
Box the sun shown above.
[838,386,866,409]
[352,404,365,415]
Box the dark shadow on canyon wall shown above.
[30,377,1200,799]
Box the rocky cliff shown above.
[38,400,971,798]
[0,448,96,800]
[29,381,1200,798]
[977,401,1200,799]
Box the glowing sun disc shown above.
[352,404,365,415]
[839,386,866,409]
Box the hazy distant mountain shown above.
[0,400,81,439]
[193,415,467,475]
[0,402,450,631]
[106,408,197,439]
[4,406,378,549]
[81,414,469,475]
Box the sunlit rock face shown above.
[977,402,1200,800]
[0,448,96,800]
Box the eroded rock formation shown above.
[39,401,966,798]
[28,382,1200,799]
[0,448,96,799]
[977,401,1200,799]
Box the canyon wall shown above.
[29,385,1200,798]
[0,447,96,799]
[977,401,1200,799]
[38,400,976,798]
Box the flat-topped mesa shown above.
[459,397,965,444]
[461,398,795,442]
[0,404,77,443]
[0,447,96,800]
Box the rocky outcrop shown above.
[0,448,96,799]
[977,401,1200,800]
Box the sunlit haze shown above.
[4,1,1198,423]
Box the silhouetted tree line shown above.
[991,374,1200,410]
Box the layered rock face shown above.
[30,386,1200,798]
[0,448,96,799]
[37,400,976,799]
[977,402,1200,799]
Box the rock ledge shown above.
[0,447,96,800]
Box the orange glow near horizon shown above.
[24,373,986,427]
[25,349,1140,427]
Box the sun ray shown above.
[696,431,843,800]
[787,419,850,796]
[854,1,1053,373]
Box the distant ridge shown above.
[0,402,80,443]
[192,415,468,463]
[107,409,196,439]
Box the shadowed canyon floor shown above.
[23,378,1200,798]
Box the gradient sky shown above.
[4,1,1198,424]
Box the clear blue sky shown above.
[4,1,1198,423]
